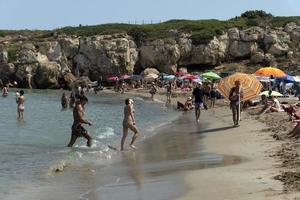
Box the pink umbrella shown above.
[107,76,119,81]
[120,74,131,80]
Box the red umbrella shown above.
[183,75,198,80]
[107,76,119,81]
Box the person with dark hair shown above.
[121,98,139,151]
[61,92,69,109]
[67,94,93,147]
[17,90,25,119]
[229,80,244,126]
[192,82,205,122]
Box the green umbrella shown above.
[202,71,221,80]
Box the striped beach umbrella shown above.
[217,72,263,101]
[254,67,286,78]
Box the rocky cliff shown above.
[1,18,300,88]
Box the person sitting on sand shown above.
[67,95,93,147]
[61,92,69,109]
[263,96,284,113]
[121,98,140,151]
[177,97,193,111]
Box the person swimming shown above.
[17,90,25,119]
[120,98,140,151]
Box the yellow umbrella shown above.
[254,67,286,77]
[217,72,263,101]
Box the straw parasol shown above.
[217,72,262,101]
[254,67,286,78]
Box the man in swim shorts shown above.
[17,90,25,119]
[192,82,204,122]
[67,95,93,147]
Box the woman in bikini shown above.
[121,98,139,151]
[17,90,25,119]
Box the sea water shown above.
[0,90,179,199]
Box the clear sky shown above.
[0,0,299,30]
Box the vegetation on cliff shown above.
[53,10,300,45]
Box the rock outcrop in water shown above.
[1,20,300,88]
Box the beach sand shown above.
[55,89,298,200]
[123,89,300,199]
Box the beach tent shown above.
[259,91,283,97]
[202,71,221,81]
[254,67,286,78]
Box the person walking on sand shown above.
[229,80,244,126]
[192,82,205,122]
[121,98,139,151]
[17,90,25,119]
[166,82,172,104]
[67,95,93,147]
[149,82,157,101]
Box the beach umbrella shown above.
[107,76,119,81]
[259,91,283,97]
[202,71,221,81]
[254,67,286,78]
[120,74,131,80]
[144,73,158,81]
[163,75,175,81]
[255,76,270,82]
[217,72,263,101]
[175,71,186,77]
[275,74,296,83]
[129,75,142,80]
[183,74,198,80]
[192,78,202,83]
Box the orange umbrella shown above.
[254,67,286,77]
[217,72,262,101]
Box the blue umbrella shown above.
[276,74,296,83]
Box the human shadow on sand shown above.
[190,126,236,135]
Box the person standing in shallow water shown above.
[61,92,69,109]
[17,90,25,119]
[67,95,93,147]
[121,98,139,151]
